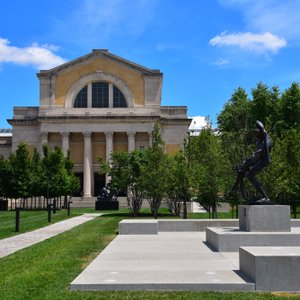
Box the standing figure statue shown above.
[230,120,272,204]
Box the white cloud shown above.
[219,0,300,40]
[213,57,230,66]
[0,38,66,70]
[209,32,286,54]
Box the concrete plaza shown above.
[70,231,255,291]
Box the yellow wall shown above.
[48,132,62,150]
[70,133,83,164]
[92,133,106,163]
[55,57,144,106]
[113,132,128,152]
[165,144,181,154]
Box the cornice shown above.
[37,49,162,78]
[7,119,39,126]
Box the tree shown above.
[165,151,192,218]
[140,124,167,219]
[279,82,300,132]
[191,127,226,218]
[99,150,146,216]
[268,130,300,216]
[0,155,10,198]
[8,143,32,205]
[64,150,80,198]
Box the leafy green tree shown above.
[268,130,300,216]
[191,128,226,218]
[8,143,32,204]
[42,145,68,202]
[99,150,146,216]
[140,124,167,219]
[0,155,10,198]
[64,150,80,198]
[165,151,192,218]
[279,82,300,132]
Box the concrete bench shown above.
[158,219,238,232]
[119,219,239,234]
[119,220,158,235]
[240,246,300,291]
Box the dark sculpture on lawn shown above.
[97,185,117,201]
[230,120,272,205]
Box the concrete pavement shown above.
[70,232,255,291]
[0,213,102,258]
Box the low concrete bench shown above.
[119,220,158,235]
[240,246,300,291]
[158,219,238,232]
[119,219,239,234]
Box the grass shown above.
[0,207,178,240]
[0,212,295,300]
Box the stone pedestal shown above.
[95,201,119,211]
[205,205,297,252]
[240,246,300,291]
[239,205,291,232]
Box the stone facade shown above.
[1,49,190,198]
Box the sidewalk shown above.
[70,232,254,291]
[0,213,102,258]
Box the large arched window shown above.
[73,82,127,108]
[74,86,88,108]
[113,85,127,107]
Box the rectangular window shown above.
[92,82,109,107]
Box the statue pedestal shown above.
[239,205,291,232]
[205,205,297,252]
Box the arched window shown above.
[113,85,127,107]
[73,82,127,108]
[74,86,87,108]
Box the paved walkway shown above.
[70,232,255,291]
[0,213,102,258]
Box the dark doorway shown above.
[74,172,83,196]
[94,173,106,196]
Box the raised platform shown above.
[119,220,158,235]
[119,219,239,234]
[205,205,300,251]
[239,205,291,232]
[70,232,254,291]
[206,227,300,252]
[240,246,300,291]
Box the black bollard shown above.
[15,207,20,232]
[67,201,72,216]
[53,199,56,214]
[48,204,51,223]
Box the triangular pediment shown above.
[37,49,161,78]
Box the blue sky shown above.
[1,0,300,128]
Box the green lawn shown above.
[0,207,108,240]
[0,209,298,299]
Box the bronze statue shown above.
[230,120,272,204]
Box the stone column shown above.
[109,83,113,108]
[40,132,48,154]
[61,131,70,157]
[148,131,153,147]
[87,83,92,108]
[105,131,114,184]
[83,131,92,198]
[105,131,114,162]
[127,131,136,152]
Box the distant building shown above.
[188,116,209,136]
[0,49,190,198]
[0,129,12,159]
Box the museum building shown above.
[0,49,190,198]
